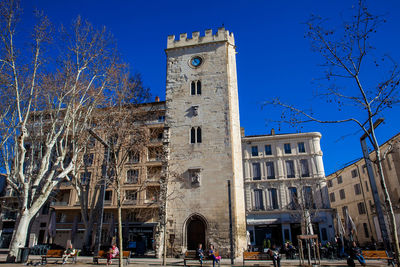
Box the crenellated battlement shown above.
[167,27,234,49]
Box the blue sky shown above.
[20,0,400,175]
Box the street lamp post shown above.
[88,129,110,256]
[360,118,392,255]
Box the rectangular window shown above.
[126,169,139,184]
[83,153,94,166]
[286,160,295,178]
[128,151,140,163]
[105,191,112,201]
[358,202,366,214]
[125,190,138,202]
[339,189,346,200]
[327,180,333,187]
[342,206,348,216]
[288,187,298,209]
[265,145,272,155]
[365,181,369,192]
[252,163,261,180]
[337,176,343,184]
[266,162,275,179]
[251,146,258,157]
[298,142,306,153]
[354,183,361,195]
[362,164,366,173]
[284,143,291,154]
[254,189,264,210]
[300,159,310,177]
[268,188,279,209]
[351,169,358,178]
[80,171,91,185]
[363,223,370,238]
[329,192,335,202]
[303,186,313,209]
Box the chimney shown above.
[240,127,245,137]
[271,128,275,135]
[155,96,160,102]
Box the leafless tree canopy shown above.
[0,0,127,261]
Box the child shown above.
[197,243,204,264]
[106,243,119,265]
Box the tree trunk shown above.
[7,213,31,262]
[376,151,400,266]
[117,181,123,267]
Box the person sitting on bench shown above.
[106,243,119,266]
[62,244,76,264]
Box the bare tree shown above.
[0,0,122,261]
[267,0,400,264]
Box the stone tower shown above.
[164,28,247,257]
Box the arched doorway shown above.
[186,215,206,250]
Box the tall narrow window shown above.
[265,145,272,155]
[191,81,196,95]
[251,146,258,156]
[268,188,279,209]
[354,183,361,195]
[266,162,275,179]
[190,127,202,143]
[300,159,310,177]
[286,160,295,178]
[288,187,298,209]
[363,223,370,238]
[254,189,264,210]
[197,127,202,143]
[329,192,335,202]
[303,186,313,209]
[339,189,346,199]
[252,163,261,180]
[197,81,201,95]
[190,80,201,95]
[284,143,291,154]
[298,142,306,153]
[190,127,196,143]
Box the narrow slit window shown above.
[191,81,196,95]
[197,81,201,95]
[190,127,196,143]
[197,127,202,143]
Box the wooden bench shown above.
[41,249,74,264]
[362,250,394,266]
[242,251,271,266]
[93,250,131,265]
[184,250,221,267]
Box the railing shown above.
[104,200,112,206]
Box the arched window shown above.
[191,81,196,95]
[196,81,201,95]
[190,80,201,95]
[190,127,196,143]
[197,127,202,143]
[190,127,202,144]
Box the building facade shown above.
[242,130,334,248]
[164,28,247,257]
[327,133,400,246]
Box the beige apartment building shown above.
[25,101,166,254]
[242,130,335,248]
[327,132,400,246]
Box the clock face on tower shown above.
[190,56,203,67]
